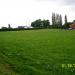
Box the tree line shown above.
[0,13,74,31]
[31,13,72,29]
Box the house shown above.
[18,26,33,29]
[18,26,25,29]
[69,23,75,29]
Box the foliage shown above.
[31,19,50,28]
[52,13,62,28]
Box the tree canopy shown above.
[31,19,50,28]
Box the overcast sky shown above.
[0,0,75,28]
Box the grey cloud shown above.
[63,0,75,5]
[35,0,75,8]
[36,0,75,5]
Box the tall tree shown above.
[59,15,62,28]
[52,13,62,28]
[64,15,70,28]
[65,15,67,24]
[8,24,11,29]
[52,13,56,26]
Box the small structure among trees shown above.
[18,26,25,29]
[70,23,75,29]
[69,20,75,29]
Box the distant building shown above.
[17,26,33,29]
[18,26,25,29]
[25,26,33,28]
[70,23,75,29]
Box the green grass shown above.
[0,29,75,75]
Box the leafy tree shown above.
[31,19,50,28]
[31,19,42,28]
[42,20,50,28]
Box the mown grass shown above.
[0,29,75,75]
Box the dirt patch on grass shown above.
[0,63,19,75]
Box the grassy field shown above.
[0,29,75,75]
